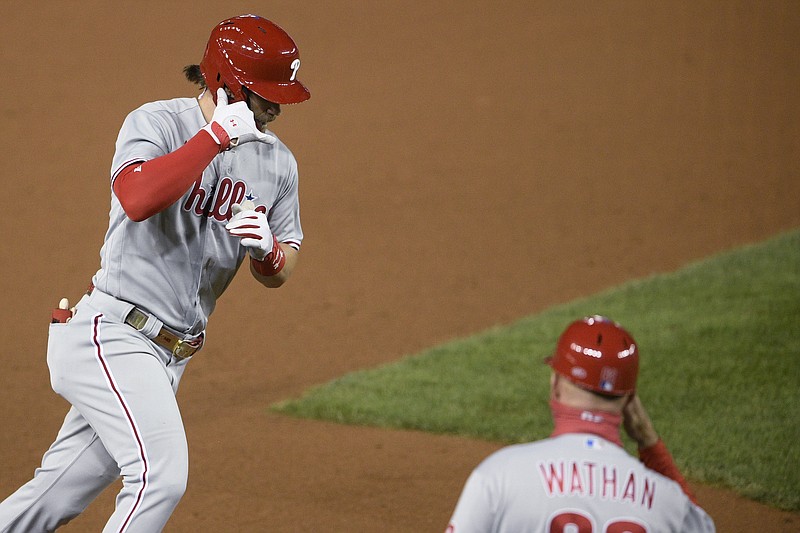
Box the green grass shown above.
[273,229,800,511]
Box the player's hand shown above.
[202,88,276,151]
[622,394,660,449]
[226,202,275,261]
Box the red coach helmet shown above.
[200,14,310,105]
[546,316,639,396]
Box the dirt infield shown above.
[1,1,798,531]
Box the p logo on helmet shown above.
[546,315,639,396]
[200,14,311,105]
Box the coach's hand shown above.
[202,88,276,151]
[622,394,660,449]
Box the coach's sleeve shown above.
[680,499,717,533]
[446,470,496,533]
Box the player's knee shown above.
[120,447,188,506]
[157,473,188,506]
[149,455,189,504]
[122,462,187,509]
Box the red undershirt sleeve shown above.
[639,439,699,505]
[113,130,220,221]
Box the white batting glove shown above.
[226,203,275,261]
[202,88,276,151]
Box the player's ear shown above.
[224,85,237,103]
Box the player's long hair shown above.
[183,65,206,88]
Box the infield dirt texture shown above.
[1,2,798,532]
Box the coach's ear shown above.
[549,372,560,401]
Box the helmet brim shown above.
[248,79,311,105]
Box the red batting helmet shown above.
[546,316,639,396]
[200,15,310,105]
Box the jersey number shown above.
[549,510,647,533]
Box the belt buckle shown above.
[173,335,204,359]
[126,309,148,331]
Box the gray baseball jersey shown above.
[97,96,303,335]
[0,96,303,532]
[447,434,715,533]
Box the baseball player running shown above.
[0,14,309,532]
[446,316,716,533]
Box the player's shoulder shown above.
[135,97,198,114]
[118,97,204,141]
[125,97,200,125]
[131,98,202,120]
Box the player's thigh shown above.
[48,316,187,481]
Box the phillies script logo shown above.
[182,176,266,221]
